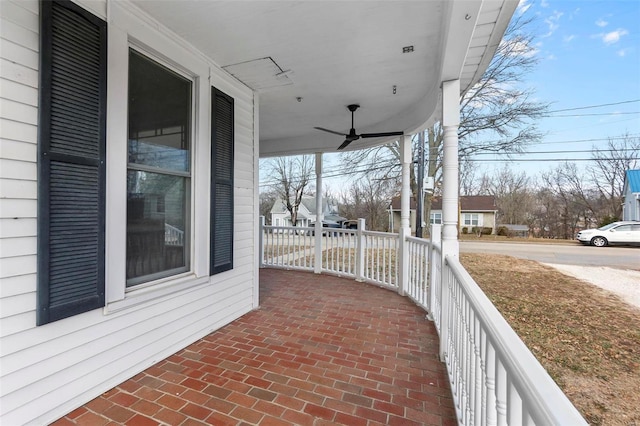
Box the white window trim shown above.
[105,2,211,308]
[430,212,442,224]
[463,213,484,227]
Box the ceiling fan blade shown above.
[337,139,353,150]
[360,131,404,138]
[314,127,346,136]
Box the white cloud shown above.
[602,28,629,45]
[563,35,576,43]
[595,18,608,28]
[517,0,532,15]
[540,0,549,8]
[617,49,629,57]
[543,10,563,37]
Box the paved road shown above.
[460,241,640,270]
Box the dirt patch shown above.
[461,253,640,426]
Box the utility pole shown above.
[415,131,425,237]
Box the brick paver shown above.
[52,270,456,425]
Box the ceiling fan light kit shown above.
[314,104,403,150]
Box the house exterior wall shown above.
[623,190,640,221]
[390,210,416,233]
[0,1,257,424]
[622,170,640,221]
[431,210,497,234]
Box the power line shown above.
[546,99,640,113]
[471,147,640,156]
[529,134,640,146]
[469,157,639,163]
[547,112,640,118]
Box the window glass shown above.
[127,50,191,286]
[463,213,479,226]
[128,50,191,173]
[430,212,442,224]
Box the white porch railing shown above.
[164,223,184,246]
[258,217,586,426]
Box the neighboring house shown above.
[389,195,498,235]
[270,195,344,228]
[432,196,498,235]
[622,170,640,221]
[0,0,516,424]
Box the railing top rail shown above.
[444,255,587,425]
[363,230,398,238]
[405,236,431,245]
[263,225,313,229]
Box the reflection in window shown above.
[127,50,191,286]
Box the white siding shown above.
[0,1,258,424]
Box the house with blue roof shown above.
[623,170,640,221]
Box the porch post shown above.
[439,79,460,362]
[398,134,412,296]
[441,79,460,258]
[314,152,323,274]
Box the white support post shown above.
[314,153,323,274]
[398,134,412,296]
[356,218,366,281]
[441,79,460,258]
[259,216,265,268]
[439,79,461,362]
[427,223,441,320]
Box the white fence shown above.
[258,217,586,425]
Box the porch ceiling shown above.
[130,0,518,157]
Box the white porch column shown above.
[314,153,323,274]
[438,80,460,362]
[398,134,412,296]
[441,80,460,258]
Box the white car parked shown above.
[576,221,640,247]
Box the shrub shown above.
[497,226,509,236]
[482,227,492,235]
[462,227,468,234]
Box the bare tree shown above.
[339,176,395,231]
[481,165,535,226]
[259,189,277,224]
[539,164,590,239]
[588,134,640,220]
[268,155,314,227]
[340,12,547,230]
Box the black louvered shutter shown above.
[37,0,107,325]
[210,88,234,275]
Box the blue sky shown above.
[473,0,640,176]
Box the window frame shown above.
[463,213,480,227]
[125,47,195,288]
[430,212,442,225]
[105,2,212,309]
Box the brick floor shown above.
[52,269,457,425]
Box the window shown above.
[613,225,631,232]
[430,212,442,224]
[126,50,192,286]
[37,0,107,325]
[463,213,480,227]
